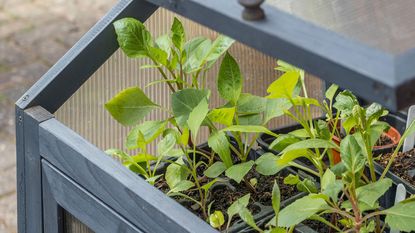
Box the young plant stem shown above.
[185,145,207,218]
[149,57,177,92]
[288,162,320,177]
[380,144,401,179]
[364,132,377,182]
[345,187,362,232]
[310,215,341,232]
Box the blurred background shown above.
[0,0,114,232]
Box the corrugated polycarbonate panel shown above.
[64,211,94,233]
[55,8,323,153]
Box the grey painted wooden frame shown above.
[16,0,415,232]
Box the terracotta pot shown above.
[331,126,401,164]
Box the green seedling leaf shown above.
[342,116,357,134]
[113,18,152,58]
[202,179,221,194]
[180,126,189,146]
[209,211,225,229]
[275,60,302,73]
[155,34,171,57]
[105,87,159,126]
[165,158,188,188]
[272,181,281,226]
[291,96,321,107]
[221,125,278,138]
[255,152,282,176]
[265,227,286,233]
[106,149,148,176]
[184,37,207,56]
[227,194,250,224]
[183,39,211,72]
[269,134,301,152]
[145,174,163,185]
[321,169,335,190]
[267,70,300,99]
[283,174,300,185]
[129,154,158,163]
[208,131,233,168]
[171,17,185,51]
[157,133,177,156]
[238,113,262,126]
[281,139,338,154]
[240,207,262,232]
[288,129,309,138]
[333,90,359,117]
[225,161,255,183]
[277,149,311,167]
[361,220,375,233]
[369,121,390,147]
[340,135,366,174]
[297,178,318,193]
[171,88,210,127]
[236,93,266,114]
[264,98,293,123]
[168,180,194,194]
[205,35,235,64]
[217,52,242,104]
[187,98,209,139]
[325,84,339,102]
[341,200,380,213]
[278,195,329,227]
[127,120,167,149]
[166,149,185,158]
[208,107,235,126]
[356,178,392,208]
[366,103,388,125]
[315,120,331,140]
[321,169,343,202]
[331,162,347,177]
[385,200,415,232]
[249,178,258,187]
[148,46,168,66]
[204,162,226,178]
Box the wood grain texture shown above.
[17,106,54,233]
[42,167,64,233]
[39,118,217,233]
[42,160,142,233]
[15,106,25,233]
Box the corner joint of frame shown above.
[24,106,55,124]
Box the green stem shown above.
[288,162,320,177]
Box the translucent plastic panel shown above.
[55,8,323,152]
[64,211,94,233]
[267,0,415,54]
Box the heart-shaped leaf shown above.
[105,87,158,126]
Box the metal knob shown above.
[238,0,265,21]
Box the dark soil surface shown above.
[378,148,415,186]
[302,219,330,233]
[155,169,299,226]
[301,214,336,233]
[375,134,394,147]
